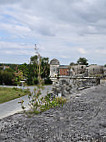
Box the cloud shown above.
[0,0,106,64]
[77,48,87,54]
[96,49,106,54]
[0,41,33,49]
[0,0,18,5]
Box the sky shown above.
[0,0,106,65]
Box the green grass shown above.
[0,87,31,104]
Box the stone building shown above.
[104,67,106,76]
[71,65,87,75]
[50,59,60,82]
[50,59,105,96]
[50,59,105,82]
[59,65,70,76]
[87,65,104,76]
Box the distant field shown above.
[0,87,30,104]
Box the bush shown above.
[40,96,66,112]
[34,77,38,84]
[0,70,15,85]
[22,88,66,114]
[44,77,52,84]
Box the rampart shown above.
[52,76,100,97]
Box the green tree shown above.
[30,55,38,64]
[0,70,15,85]
[26,55,50,85]
[70,62,77,66]
[18,63,28,78]
[27,56,39,85]
[41,57,50,78]
[14,70,24,85]
[77,57,88,65]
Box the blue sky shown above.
[0,0,106,65]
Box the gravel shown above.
[0,83,106,142]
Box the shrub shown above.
[0,70,15,85]
[44,77,52,84]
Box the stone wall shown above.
[52,77,100,97]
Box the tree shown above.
[77,57,88,65]
[0,70,15,85]
[41,57,49,78]
[18,63,29,79]
[26,54,50,85]
[70,62,77,66]
[30,55,38,64]
[14,70,24,85]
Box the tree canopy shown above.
[0,55,51,85]
[70,62,77,66]
[77,57,88,65]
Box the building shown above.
[71,65,86,75]
[50,58,105,82]
[50,59,60,82]
[87,65,104,76]
[59,65,70,76]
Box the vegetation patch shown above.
[39,96,66,113]
[0,87,31,104]
[20,89,66,116]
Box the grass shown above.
[0,87,31,104]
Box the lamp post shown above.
[35,44,41,85]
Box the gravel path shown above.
[0,83,106,142]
